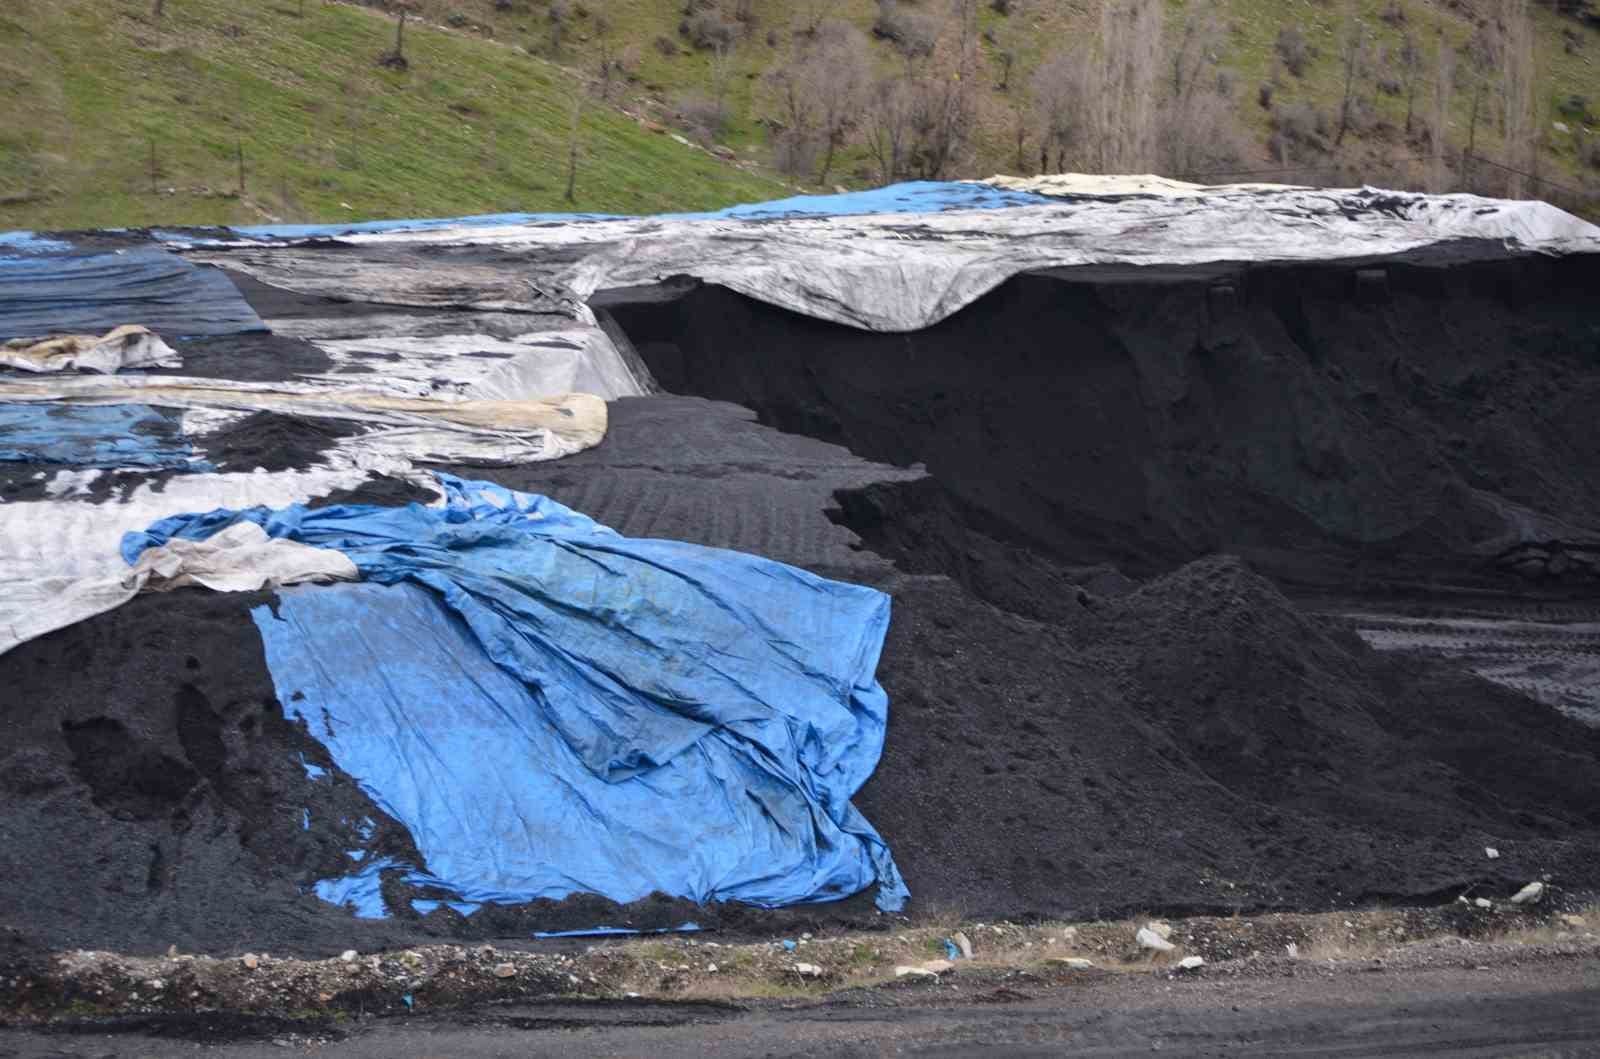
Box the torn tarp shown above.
[127,474,908,914]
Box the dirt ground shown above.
[2,909,1596,1057]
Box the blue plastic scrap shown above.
[0,403,207,470]
[943,938,961,961]
[0,248,264,340]
[531,922,700,939]
[126,474,909,916]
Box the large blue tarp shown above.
[152,181,1056,243]
[0,403,206,470]
[0,248,264,340]
[125,474,908,914]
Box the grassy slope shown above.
[0,0,787,230]
[367,0,1600,194]
[3,0,1597,231]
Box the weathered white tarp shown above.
[0,326,180,374]
[175,183,1600,334]
[0,520,356,653]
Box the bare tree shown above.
[765,18,872,183]
[549,0,571,60]
[1333,1,1368,148]
[1399,32,1423,136]
[1090,0,1163,173]
[1502,0,1537,196]
[1431,33,1455,192]
[865,76,914,181]
[709,39,738,131]
[565,92,584,203]
[1030,48,1087,173]
[1157,2,1245,177]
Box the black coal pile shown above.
[5,248,1600,957]
[599,253,1600,591]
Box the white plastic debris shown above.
[951,930,973,959]
[1485,847,1500,860]
[895,965,939,979]
[1137,927,1175,953]
[793,962,823,977]
[1510,881,1546,906]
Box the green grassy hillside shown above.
[4,0,1598,231]
[0,0,788,230]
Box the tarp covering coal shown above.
[0,249,264,340]
[123,473,908,913]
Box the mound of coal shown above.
[488,400,1600,920]
[599,254,1600,591]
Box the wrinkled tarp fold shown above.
[126,475,908,913]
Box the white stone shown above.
[493,963,517,979]
[793,962,823,977]
[1178,956,1205,970]
[1137,927,1175,952]
[339,950,358,963]
[1146,921,1174,940]
[706,963,718,973]
[895,965,938,978]
[1510,881,1545,905]
[1474,898,1493,909]
[1050,957,1095,970]
[241,954,260,970]
[951,931,973,959]
[1485,847,1500,859]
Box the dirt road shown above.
[6,950,1595,1058]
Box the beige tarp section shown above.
[0,325,180,374]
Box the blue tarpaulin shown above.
[0,249,264,340]
[126,474,908,915]
[151,181,1057,243]
[0,403,206,470]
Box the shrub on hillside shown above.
[682,12,737,51]
[1276,25,1313,78]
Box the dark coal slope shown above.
[446,399,1600,920]
[0,590,428,956]
[601,254,1600,590]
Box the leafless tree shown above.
[1431,33,1455,192]
[1030,48,1086,172]
[1502,0,1537,196]
[1399,32,1423,136]
[865,76,914,181]
[765,18,872,183]
[710,39,738,130]
[1090,0,1163,173]
[549,0,571,60]
[1333,1,1369,148]
[565,92,584,203]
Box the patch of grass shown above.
[0,0,786,230]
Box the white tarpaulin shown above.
[0,325,180,374]
[175,182,1600,334]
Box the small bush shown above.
[1276,25,1312,78]
[676,90,726,141]
[682,11,737,51]
[990,0,1013,13]
[653,34,679,56]
[1379,0,1406,26]
[1258,80,1275,109]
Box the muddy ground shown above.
[3,253,1600,960]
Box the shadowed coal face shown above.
[599,255,1600,592]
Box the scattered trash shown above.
[705,963,718,973]
[1136,927,1175,953]
[781,939,798,952]
[942,938,961,961]
[951,930,973,959]
[401,994,413,1011]
[793,963,823,978]
[1510,881,1545,906]
[1285,942,1299,958]
[1485,847,1500,860]
[1145,921,1174,940]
